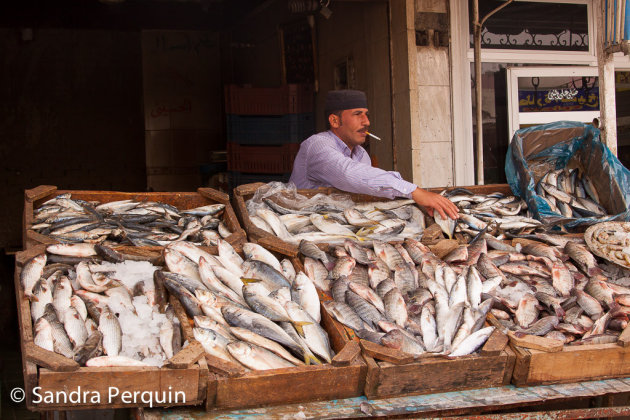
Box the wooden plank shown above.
[166,340,205,369]
[363,354,381,400]
[35,367,199,410]
[196,356,209,403]
[255,236,299,258]
[24,342,79,372]
[197,187,230,203]
[24,185,57,202]
[510,344,533,387]
[502,346,517,385]
[332,341,360,367]
[169,294,193,343]
[618,323,630,347]
[213,363,365,409]
[205,372,217,411]
[359,340,414,365]
[369,354,511,398]
[508,332,563,353]
[233,182,266,197]
[521,344,630,385]
[481,327,509,356]
[204,354,249,378]
[431,239,461,259]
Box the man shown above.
[290,89,458,220]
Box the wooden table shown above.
[141,377,630,419]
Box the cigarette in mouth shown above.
[366,131,381,141]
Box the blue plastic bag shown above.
[505,121,630,228]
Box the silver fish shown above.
[21,253,47,297]
[227,341,295,370]
[98,307,122,356]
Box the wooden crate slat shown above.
[14,247,207,411]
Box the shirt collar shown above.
[328,130,366,160]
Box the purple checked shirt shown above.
[289,130,417,199]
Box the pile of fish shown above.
[534,168,608,219]
[162,240,334,371]
[30,193,232,246]
[301,238,496,357]
[247,185,553,248]
[436,189,541,241]
[585,222,630,270]
[302,228,630,353]
[22,244,180,367]
[248,195,425,245]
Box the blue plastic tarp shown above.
[505,121,630,228]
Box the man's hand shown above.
[411,187,459,220]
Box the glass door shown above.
[507,66,600,139]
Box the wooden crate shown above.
[23,185,246,253]
[510,339,630,386]
[15,245,208,411]
[232,183,514,253]
[361,337,516,399]
[204,301,366,410]
[260,234,516,401]
[197,246,366,410]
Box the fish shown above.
[221,306,303,356]
[86,356,150,367]
[46,244,97,257]
[284,301,333,363]
[162,278,203,318]
[346,290,385,329]
[34,318,54,352]
[227,341,295,370]
[514,294,539,329]
[383,288,408,327]
[73,331,104,365]
[434,212,456,239]
[517,316,559,336]
[242,284,291,322]
[98,307,122,356]
[42,304,74,358]
[564,242,601,276]
[230,327,304,366]
[194,327,238,364]
[31,277,54,322]
[280,259,297,284]
[380,329,425,355]
[304,258,331,292]
[291,272,321,323]
[63,307,88,348]
[450,326,494,357]
[242,242,282,272]
[331,256,356,280]
[322,301,365,332]
[242,260,292,291]
[21,253,47,297]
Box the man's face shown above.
[330,108,370,150]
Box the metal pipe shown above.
[473,0,513,185]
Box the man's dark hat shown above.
[324,90,368,117]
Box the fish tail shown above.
[304,354,321,365]
[292,321,312,337]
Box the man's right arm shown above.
[306,139,415,199]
